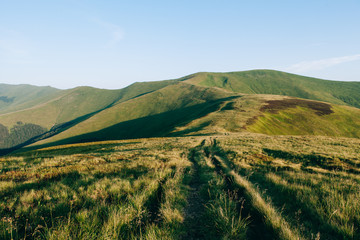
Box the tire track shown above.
[182,146,215,239]
[209,139,302,240]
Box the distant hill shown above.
[0,80,179,128]
[184,70,360,108]
[1,70,360,152]
[27,83,235,148]
[0,83,61,114]
[0,80,178,151]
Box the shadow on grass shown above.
[210,149,276,240]
[1,165,156,239]
[0,166,150,200]
[0,105,115,156]
[21,96,240,151]
[181,147,220,240]
[170,121,212,136]
[248,171,348,240]
[263,148,358,172]
[19,142,140,158]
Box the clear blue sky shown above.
[1,0,360,89]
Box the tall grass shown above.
[266,171,360,238]
[0,138,194,239]
[217,134,360,239]
[213,154,302,240]
[1,134,359,239]
[206,190,249,240]
[193,144,250,239]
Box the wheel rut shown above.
[211,154,276,240]
[181,139,293,239]
[181,148,213,240]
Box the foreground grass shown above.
[1,134,359,239]
[0,137,251,239]
[0,138,194,239]
[212,153,301,240]
[182,143,250,239]
[216,134,360,239]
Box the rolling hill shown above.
[184,70,360,108]
[0,80,178,150]
[1,69,360,152]
[0,83,61,114]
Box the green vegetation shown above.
[25,93,360,151]
[0,124,9,145]
[247,100,360,137]
[1,70,359,239]
[1,69,360,153]
[0,138,193,239]
[0,122,47,149]
[0,78,177,130]
[185,69,360,108]
[0,84,61,114]
[216,134,360,239]
[1,134,359,239]
[0,137,252,239]
[0,80,178,150]
[27,83,235,148]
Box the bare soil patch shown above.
[260,98,333,116]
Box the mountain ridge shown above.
[1,69,360,153]
[183,69,360,108]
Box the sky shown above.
[1,0,360,89]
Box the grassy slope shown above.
[170,94,269,136]
[0,84,62,114]
[29,83,236,147]
[29,91,360,150]
[0,87,122,129]
[247,103,360,138]
[0,80,177,130]
[170,92,360,138]
[24,95,360,151]
[184,70,360,108]
[114,79,179,104]
[2,70,360,150]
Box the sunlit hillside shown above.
[1,70,360,155]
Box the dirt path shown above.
[181,148,216,240]
[181,140,289,239]
[211,154,275,239]
[202,138,275,239]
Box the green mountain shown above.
[184,70,360,108]
[29,83,235,148]
[0,80,178,150]
[0,83,61,114]
[1,70,360,152]
[0,80,179,130]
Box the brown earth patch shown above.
[244,116,258,127]
[260,99,334,116]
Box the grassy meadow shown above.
[0,134,360,239]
